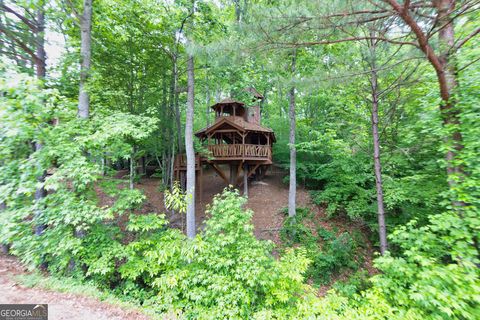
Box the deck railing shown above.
[207,144,271,159]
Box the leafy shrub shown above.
[152,189,320,319]
[332,270,371,299]
[280,208,360,285]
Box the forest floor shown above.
[130,165,319,244]
[0,255,150,320]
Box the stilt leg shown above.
[243,164,248,197]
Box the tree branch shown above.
[270,36,418,48]
[1,4,37,31]
[0,25,39,62]
[455,26,480,50]
[457,55,480,72]
[383,0,448,101]
[64,0,81,21]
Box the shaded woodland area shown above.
[1,0,479,319]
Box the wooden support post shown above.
[243,163,248,197]
[211,164,229,185]
[235,162,242,184]
[229,163,238,186]
[248,163,261,178]
[239,163,261,187]
[199,163,203,204]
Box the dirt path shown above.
[0,255,150,320]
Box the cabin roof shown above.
[244,87,264,100]
[211,98,245,110]
[195,116,276,142]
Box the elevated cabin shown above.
[195,98,275,165]
[174,96,275,195]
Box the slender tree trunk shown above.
[71,0,94,253]
[34,6,46,241]
[129,145,135,190]
[0,201,9,254]
[185,54,196,238]
[172,57,183,152]
[435,0,464,195]
[35,8,46,80]
[170,143,175,190]
[77,0,92,119]
[368,41,388,254]
[206,70,210,126]
[288,50,297,218]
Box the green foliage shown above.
[164,182,187,214]
[0,68,158,274]
[153,189,319,319]
[280,208,360,285]
[332,270,371,299]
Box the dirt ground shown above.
[0,255,150,320]
[132,165,317,243]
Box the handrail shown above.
[207,144,271,159]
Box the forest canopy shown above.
[0,0,479,319]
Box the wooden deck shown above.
[207,144,272,162]
[173,144,272,192]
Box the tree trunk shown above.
[35,8,46,80]
[172,57,183,152]
[185,54,196,239]
[34,6,46,242]
[206,71,210,126]
[0,201,9,254]
[435,0,464,195]
[386,0,464,204]
[129,145,135,190]
[368,40,388,254]
[77,0,93,119]
[288,50,297,218]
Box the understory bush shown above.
[151,190,320,319]
[280,208,360,285]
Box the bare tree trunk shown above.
[34,6,46,242]
[0,201,9,254]
[368,38,388,254]
[170,143,175,190]
[35,8,46,80]
[172,57,183,152]
[435,0,464,196]
[185,54,196,238]
[77,0,92,119]
[288,50,297,218]
[129,145,135,190]
[206,70,210,126]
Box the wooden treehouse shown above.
[174,96,276,196]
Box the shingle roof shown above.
[195,116,275,141]
[244,87,264,100]
[211,98,245,110]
